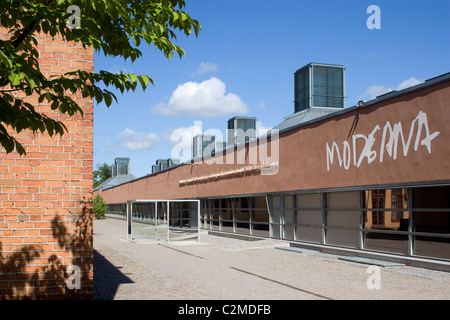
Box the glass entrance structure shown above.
[119,199,201,242]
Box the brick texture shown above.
[0,29,94,299]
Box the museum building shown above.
[95,64,450,271]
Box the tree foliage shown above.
[93,162,112,188]
[93,194,107,219]
[0,0,201,155]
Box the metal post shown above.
[293,194,297,241]
[280,196,285,239]
[249,197,254,236]
[232,198,236,233]
[167,201,170,242]
[126,200,132,240]
[321,193,327,245]
[197,200,201,242]
[155,201,158,241]
[407,188,414,257]
[359,191,365,250]
[130,201,134,240]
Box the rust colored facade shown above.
[98,75,449,202]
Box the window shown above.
[294,67,310,112]
[312,66,344,108]
[391,189,404,222]
[371,189,385,227]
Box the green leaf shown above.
[8,73,20,86]
[15,142,26,156]
[129,73,137,83]
[103,93,112,107]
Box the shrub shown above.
[93,194,108,219]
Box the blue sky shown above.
[93,0,450,178]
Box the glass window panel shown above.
[297,210,322,225]
[284,210,294,224]
[252,224,269,237]
[414,235,450,260]
[212,219,220,230]
[363,232,409,255]
[297,194,323,229]
[294,67,310,112]
[284,224,294,240]
[253,210,269,223]
[296,226,322,243]
[272,210,281,224]
[240,197,249,210]
[364,189,410,231]
[415,211,450,234]
[245,119,256,131]
[236,223,250,235]
[413,186,450,209]
[326,229,359,248]
[327,192,360,228]
[296,193,321,209]
[284,196,294,209]
[222,209,233,221]
[236,211,249,222]
[252,197,268,209]
[222,221,234,233]
[228,119,234,129]
[327,211,360,228]
[272,196,281,209]
[412,185,450,253]
[391,189,404,222]
[327,191,359,209]
[271,224,281,239]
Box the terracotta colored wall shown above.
[0,30,94,299]
[98,79,449,205]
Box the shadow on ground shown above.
[93,249,134,300]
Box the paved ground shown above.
[93,218,450,300]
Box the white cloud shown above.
[196,62,218,75]
[257,121,272,137]
[167,124,203,162]
[358,77,423,101]
[117,128,159,151]
[104,141,117,154]
[256,102,267,109]
[359,85,389,101]
[152,77,248,117]
[396,77,422,90]
[108,65,134,74]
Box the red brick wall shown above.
[0,29,94,299]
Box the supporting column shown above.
[167,201,170,242]
[321,193,327,245]
[155,202,158,241]
[407,188,414,257]
[127,200,132,240]
[359,191,365,250]
[197,200,201,242]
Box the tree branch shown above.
[0,87,28,93]
[12,20,37,49]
